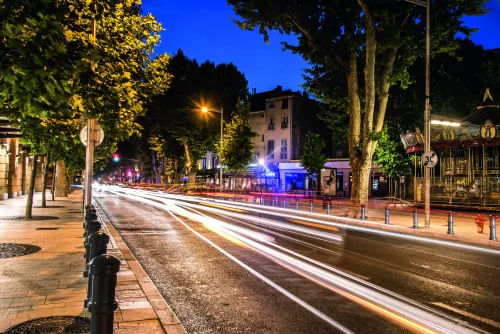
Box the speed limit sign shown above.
[422,151,438,168]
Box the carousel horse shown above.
[452,179,481,198]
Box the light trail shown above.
[106,188,481,333]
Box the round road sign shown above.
[422,150,438,168]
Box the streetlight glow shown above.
[201,107,208,113]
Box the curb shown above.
[94,200,187,334]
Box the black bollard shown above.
[385,207,390,225]
[296,200,299,210]
[84,220,102,269]
[272,197,275,207]
[88,255,120,334]
[84,212,98,229]
[413,209,419,229]
[283,199,286,208]
[327,203,331,215]
[253,198,257,204]
[84,232,110,308]
[360,204,366,221]
[310,200,313,213]
[447,211,454,235]
[490,215,497,241]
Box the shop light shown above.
[430,120,461,127]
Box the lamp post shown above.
[404,0,431,227]
[202,107,224,193]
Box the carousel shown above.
[401,89,500,207]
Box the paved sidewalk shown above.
[0,191,185,333]
[199,192,500,248]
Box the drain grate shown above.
[5,316,90,333]
[36,227,59,230]
[0,243,41,259]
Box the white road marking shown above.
[432,302,500,329]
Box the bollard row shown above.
[82,204,120,334]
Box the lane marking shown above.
[432,302,500,329]
[165,209,355,334]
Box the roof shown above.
[249,86,304,111]
[461,88,500,125]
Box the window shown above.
[280,139,288,160]
[202,158,207,170]
[261,134,264,142]
[268,140,275,160]
[211,156,217,169]
[268,117,275,130]
[268,101,275,108]
[281,115,288,129]
[282,98,288,109]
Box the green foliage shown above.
[300,132,327,175]
[1,0,171,172]
[143,50,248,177]
[217,102,257,173]
[375,126,412,178]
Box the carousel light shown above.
[431,120,461,127]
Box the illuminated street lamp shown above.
[201,106,224,193]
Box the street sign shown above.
[80,124,104,147]
[422,150,438,168]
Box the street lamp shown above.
[403,0,431,227]
[202,106,224,193]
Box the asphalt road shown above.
[94,188,500,334]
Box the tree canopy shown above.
[300,132,327,191]
[228,0,488,211]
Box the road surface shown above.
[94,187,500,334]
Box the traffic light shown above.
[113,154,119,162]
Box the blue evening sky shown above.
[142,0,500,93]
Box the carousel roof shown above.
[462,88,500,125]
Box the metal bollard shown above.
[84,220,102,266]
[310,200,313,213]
[282,200,286,209]
[261,196,264,205]
[447,211,454,235]
[296,200,299,210]
[327,203,331,215]
[384,206,390,225]
[85,204,95,214]
[253,198,256,204]
[490,215,497,241]
[272,198,275,207]
[84,212,98,229]
[360,204,366,221]
[413,209,419,229]
[88,255,120,334]
[84,232,110,308]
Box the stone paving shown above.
[0,190,186,334]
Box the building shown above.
[0,117,46,200]
[195,86,384,196]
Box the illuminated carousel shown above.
[401,89,500,207]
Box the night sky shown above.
[143,0,500,93]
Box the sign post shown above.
[81,121,104,207]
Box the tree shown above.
[1,0,170,214]
[375,126,412,178]
[143,50,248,184]
[217,102,257,174]
[228,0,488,214]
[300,132,327,192]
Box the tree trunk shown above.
[182,140,195,185]
[349,161,371,217]
[41,152,50,208]
[25,155,38,220]
[51,162,56,201]
[55,160,68,197]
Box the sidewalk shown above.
[0,191,185,333]
[198,192,500,248]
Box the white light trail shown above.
[107,188,482,333]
